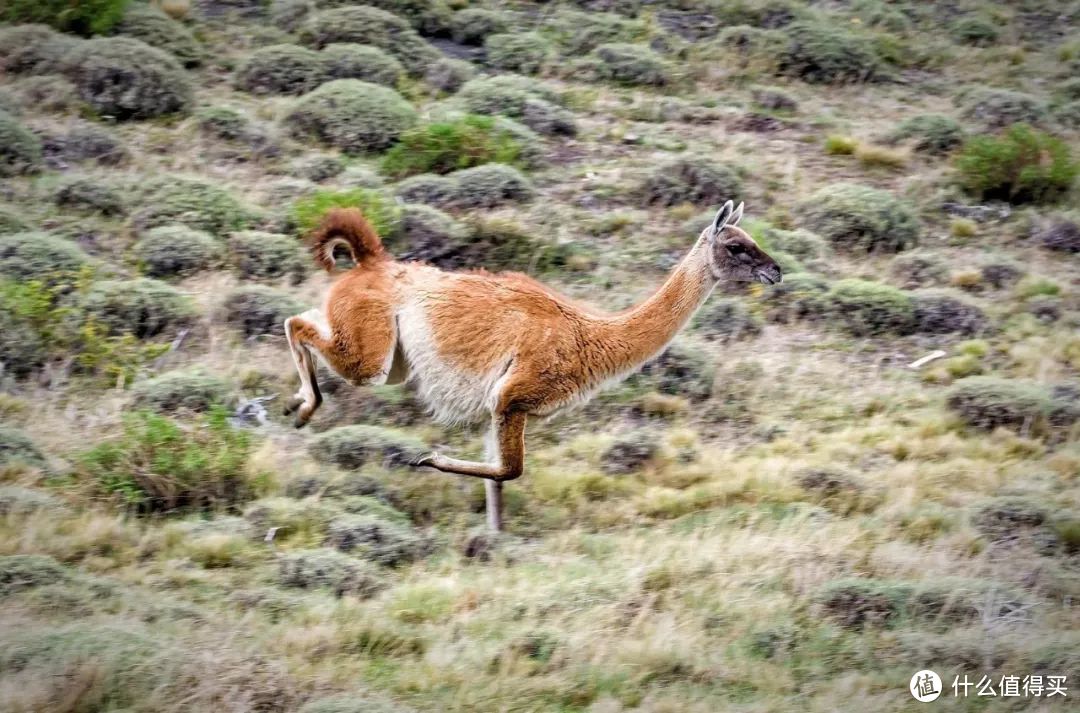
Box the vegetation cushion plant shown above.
[75,278,195,339]
[450,8,507,45]
[283,79,418,153]
[277,548,387,597]
[815,279,915,336]
[457,76,576,137]
[130,369,231,413]
[0,231,91,282]
[234,44,327,96]
[450,164,535,209]
[54,177,126,216]
[888,114,965,155]
[775,20,881,84]
[946,377,1074,432]
[640,157,743,207]
[309,425,426,469]
[320,43,403,86]
[0,110,42,176]
[228,231,309,284]
[301,6,439,75]
[961,88,1044,130]
[577,43,674,86]
[424,57,476,94]
[132,178,253,236]
[133,225,221,279]
[381,115,528,179]
[0,425,46,469]
[798,183,919,252]
[393,174,458,208]
[115,5,202,67]
[1,0,130,36]
[955,124,1078,205]
[222,285,306,337]
[484,33,551,75]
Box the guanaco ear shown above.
[711,200,734,236]
[730,201,744,227]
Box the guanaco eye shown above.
[726,244,746,256]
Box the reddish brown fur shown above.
[309,208,386,271]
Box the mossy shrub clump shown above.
[955,124,1078,205]
[228,231,309,284]
[391,204,468,263]
[484,32,551,75]
[0,426,46,469]
[131,369,231,413]
[450,8,508,45]
[0,110,42,176]
[54,177,126,216]
[910,290,987,336]
[1,0,129,35]
[889,250,949,289]
[132,178,253,237]
[451,164,535,209]
[284,80,417,153]
[381,115,528,179]
[289,187,401,237]
[63,37,194,120]
[888,114,965,155]
[548,8,647,56]
[0,25,78,76]
[946,377,1073,432]
[961,88,1044,130]
[0,231,91,283]
[424,57,476,94]
[195,107,253,142]
[0,206,28,234]
[394,174,458,208]
[798,183,919,253]
[692,298,763,342]
[601,430,660,475]
[222,285,306,338]
[133,225,221,279]
[7,74,83,114]
[320,43,404,86]
[1036,218,1080,253]
[235,44,327,96]
[115,5,203,67]
[457,75,576,137]
[326,514,428,566]
[640,157,743,207]
[362,0,454,36]
[76,278,195,339]
[0,486,64,515]
[638,338,715,401]
[0,554,71,595]
[950,15,999,46]
[309,425,426,469]
[47,122,128,165]
[577,43,674,86]
[775,20,881,83]
[302,6,439,75]
[278,549,387,597]
[445,217,581,273]
[815,279,915,337]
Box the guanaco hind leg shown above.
[414,410,527,481]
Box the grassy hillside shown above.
[1,1,1078,711]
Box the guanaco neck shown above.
[582,235,717,380]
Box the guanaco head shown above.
[703,200,782,285]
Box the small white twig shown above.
[908,350,947,369]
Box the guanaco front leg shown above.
[413,410,527,481]
[283,315,322,427]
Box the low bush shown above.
[75,278,195,339]
[548,8,647,56]
[320,43,403,86]
[302,6,439,75]
[76,407,253,513]
[290,187,401,237]
[195,107,252,142]
[392,204,468,263]
[0,486,64,515]
[451,8,507,45]
[0,425,46,469]
[63,37,193,120]
[759,272,828,323]
[961,88,1044,130]
[980,260,1024,289]
[294,153,347,182]
[228,231,308,284]
[0,231,91,283]
[752,85,798,112]
[638,338,714,401]
[381,115,527,179]
[130,369,231,413]
[451,163,535,209]
[601,430,660,475]
[485,32,551,75]
[818,578,1010,629]
[361,0,453,36]
[910,290,987,335]
[775,20,881,83]
[1054,100,1080,130]
[43,122,128,165]
[235,44,326,95]
[946,377,1071,432]
[54,177,125,216]
[1036,218,1080,253]
[796,468,879,516]
[0,554,70,595]
[692,297,763,342]
[640,157,743,207]
[394,174,458,208]
[889,250,949,289]
[0,110,42,176]
[815,279,915,336]
[757,226,827,261]
[1,0,128,35]
[577,43,674,86]
[133,225,221,279]
[0,24,79,75]
[326,514,428,566]
[424,57,476,93]
[115,5,202,67]
[284,79,418,153]
[6,74,83,114]
[971,497,1048,540]
[448,217,582,273]
[0,206,27,234]
[0,280,49,375]
[222,285,306,338]
[132,177,253,237]
[955,124,1078,205]
[888,114,965,155]
[798,183,919,252]
[310,425,425,469]
[457,75,576,136]
[277,549,387,597]
[951,15,999,46]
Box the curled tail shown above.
[309,207,388,271]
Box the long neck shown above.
[584,236,717,378]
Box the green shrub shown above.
[63,37,193,120]
[889,114,965,155]
[302,6,439,75]
[131,369,231,413]
[910,290,987,335]
[946,377,1062,432]
[756,226,827,261]
[451,163,535,209]
[391,204,467,262]
[75,278,195,338]
[277,549,387,597]
[457,75,576,136]
[640,157,743,207]
[638,338,714,401]
[955,124,1078,205]
[0,425,46,469]
[133,225,221,279]
[449,216,581,273]
[715,25,785,74]
[326,513,428,566]
[798,183,920,252]
[381,115,527,179]
[132,177,253,236]
[284,79,417,153]
[577,43,674,86]
[484,32,551,75]
[320,43,403,86]
[292,154,344,183]
[759,272,828,324]
[1,0,129,36]
[0,110,42,176]
[776,20,881,83]
[547,8,647,56]
[889,250,949,289]
[0,554,70,595]
[950,15,999,46]
[49,122,128,165]
[424,57,476,93]
[54,177,125,216]
[115,5,202,67]
[0,24,80,75]
[961,88,1044,130]
[816,279,915,336]
[823,135,856,155]
[361,0,453,36]
[195,107,252,142]
[0,206,28,234]
[290,187,401,236]
[450,8,507,45]
[228,231,309,284]
[310,425,425,469]
[0,232,90,283]
[76,408,252,513]
[692,298,763,342]
[222,285,306,337]
[394,174,458,208]
[817,578,1009,629]
[235,44,327,95]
